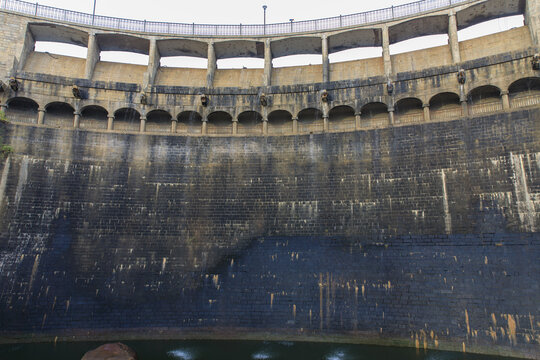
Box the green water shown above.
[0,340,522,360]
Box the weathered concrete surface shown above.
[81,343,137,360]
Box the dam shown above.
[0,0,538,358]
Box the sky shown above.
[28,0,524,68]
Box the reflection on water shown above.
[0,339,521,360]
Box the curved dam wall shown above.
[0,0,539,358]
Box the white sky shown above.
[31,0,524,68]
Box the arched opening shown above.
[468,85,502,115]
[237,111,262,135]
[268,110,292,135]
[329,105,355,132]
[509,78,540,109]
[5,97,38,124]
[429,92,462,121]
[177,111,202,134]
[297,108,323,134]
[207,111,232,135]
[80,105,108,130]
[114,108,141,132]
[146,110,172,133]
[360,102,388,128]
[45,102,75,128]
[395,98,423,124]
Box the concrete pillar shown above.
[73,111,81,128]
[262,117,268,135]
[171,119,177,133]
[388,107,394,125]
[206,42,217,88]
[143,38,160,91]
[501,91,510,110]
[355,112,361,130]
[107,115,114,130]
[423,104,431,122]
[448,12,461,64]
[85,33,100,80]
[232,118,238,135]
[264,39,272,87]
[202,118,208,135]
[323,115,329,132]
[525,0,540,46]
[460,99,468,117]
[37,107,45,125]
[322,35,330,84]
[140,116,146,133]
[382,26,392,77]
[17,27,35,73]
[292,117,298,134]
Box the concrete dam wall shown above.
[0,0,539,358]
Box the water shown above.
[0,340,520,360]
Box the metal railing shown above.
[0,0,472,36]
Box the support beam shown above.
[382,25,392,78]
[264,39,272,87]
[207,42,217,88]
[17,27,35,72]
[388,106,395,125]
[85,33,100,80]
[37,107,45,125]
[322,35,329,84]
[423,104,430,122]
[202,118,208,135]
[171,119,178,133]
[232,118,238,135]
[107,115,114,130]
[323,115,329,132]
[73,111,81,128]
[140,116,146,133]
[292,117,298,134]
[355,112,361,130]
[143,38,160,91]
[448,12,461,64]
[501,91,510,110]
[262,117,268,135]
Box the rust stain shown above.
[434,337,439,348]
[462,342,466,353]
[484,256,488,265]
[507,314,517,345]
[491,313,497,327]
[465,309,470,335]
[270,293,274,309]
[293,304,296,319]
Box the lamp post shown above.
[263,5,267,35]
[92,0,97,25]
[289,19,294,33]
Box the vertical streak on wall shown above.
[441,170,452,234]
[0,155,11,208]
[15,155,29,206]
[510,153,536,232]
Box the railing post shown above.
[35,2,38,16]
[144,20,146,32]
[339,15,342,27]
[240,23,242,36]
[391,5,394,18]
[192,23,195,35]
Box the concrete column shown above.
[232,118,238,135]
[140,116,146,133]
[37,107,45,125]
[382,26,392,77]
[355,112,361,130]
[525,0,540,46]
[17,27,35,72]
[460,99,468,117]
[143,38,160,91]
[501,91,510,110]
[107,115,114,130]
[85,33,100,80]
[206,42,217,88]
[292,117,298,134]
[262,117,268,135]
[171,119,178,133]
[322,35,330,83]
[388,107,395,125]
[264,39,272,87]
[323,115,329,132]
[73,111,81,128]
[423,104,431,122]
[448,12,461,64]
[202,118,208,135]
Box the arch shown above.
[237,111,263,136]
[114,107,141,132]
[44,102,75,128]
[5,97,39,124]
[207,111,233,135]
[395,97,423,124]
[80,105,108,131]
[360,102,388,128]
[429,92,462,121]
[146,109,172,134]
[467,85,502,116]
[268,110,293,135]
[177,111,202,134]
[508,77,540,109]
[329,105,355,132]
[297,108,323,134]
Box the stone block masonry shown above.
[0,109,538,358]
